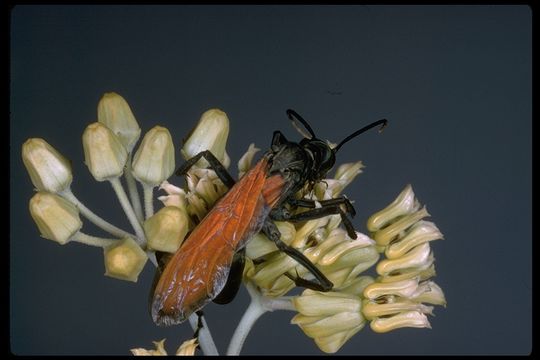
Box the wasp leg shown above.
[288,196,356,217]
[176,150,236,189]
[193,310,204,339]
[262,219,333,292]
[271,204,357,239]
[212,248,246,305]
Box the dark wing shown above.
[151,157,272,326]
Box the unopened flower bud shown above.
[29,191,82,244]
[97,92,141,153]
[104,237,147,282]
[336,275,375,295]
[292,289,362,317]
[132,126,175,186]
[369,310,431,333]
[182,109,230,168]
[22,138,72,193]
[83,122,128,181]
[367,184,417,232]
[144,206,189,253]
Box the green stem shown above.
[59,188,135,239]
[188,313,219,355]
[226,283,295,355]
[143,183,155,219]
[125,154,144,222]
[71,231,117,247]
[109,177,146,245]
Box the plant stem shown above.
[188,313,219,355]
[143,183,155,219]
[109,177,146,245]
[71,231,117,247]
[59,188,135,239]
[226,283,296,355]
[125,154,144,222]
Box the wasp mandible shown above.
[151,109,387,326]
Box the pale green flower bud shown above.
[82,122,128,181]
[132,126,175,186]
[373,206,430,247]
[238,143,260,178]
[337,275,374,295]
[369,310,431,333]
[22,138,72,193]
[182,109,230,168]
[376,243,433,276]
[385,220,443,259]
[291,290,366,354]
[97,92,141,153]
[29,191,82,245]
[104,237,148,282]
[144,206,189,253]
[367,184,417,232]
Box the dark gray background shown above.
[10,5,531,355]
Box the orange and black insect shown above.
[151,109,387,326]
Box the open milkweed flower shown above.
[291,289,367,353]
[144,206,189,253]
[22,138,73,193]
[181,108,230,168]
[132,126,175,186]
[362,184,446,333]
[29,191,82,244]
[82,122,128,181]
[97,92,141,153]
[103,237,148,282]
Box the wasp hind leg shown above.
[212,248,246,305]
[262,219,333,292]
[176,150,236,189]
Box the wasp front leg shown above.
[271,198,358,239]
[176,150,236,189]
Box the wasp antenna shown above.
[286,109,316,139]
[333,119,388,153]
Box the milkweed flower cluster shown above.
[22,92,446,355]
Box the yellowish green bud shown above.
[104,237,147,282]
[131,339,167,356]
[367,184,417,232]
[363,277,420,300]
[97,92,141,153]
[22,138,73,193]
[132,126,175,186]
[369,310,431,333]
[144,206,189,253]
[238,143,260,178]
[336,275,375,295]
[29,191,82,245]
[82,122,128,181]
[385,220,443,259]
[376,243,433,276]
[182,109,230,168]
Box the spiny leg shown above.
[271,204,357,239]
[261,219,333,292]
[288,195,356,217]
[176,150,236,189]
